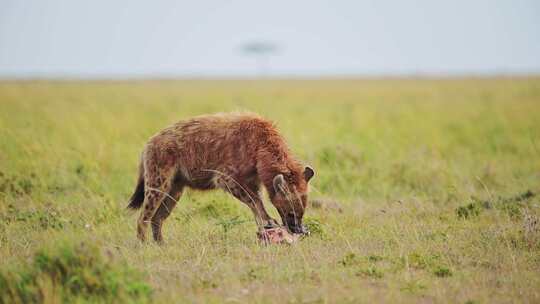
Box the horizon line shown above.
[1,71,540,82]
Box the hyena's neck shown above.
[249,120,303,196]
[255,146,302,198]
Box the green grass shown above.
[0,242,151,303]
[1,78,539,303]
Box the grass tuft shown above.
[0,242,152,304]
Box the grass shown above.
[0,78,539,303]
[0,242,151,303]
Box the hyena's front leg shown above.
[219,180,278,230]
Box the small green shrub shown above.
[367,255,383,262]
[407,252,440,270]
[456,191,536,220]
[193,278,219,290]
[433,266,452,277]
[498,191,535,220]
[241,266,268,282]
[304,218,326,238]
[0,242,152,303]
[356,266,384,279]
[0,205,68,230]
[215,216,248,234]
[456,202,481,219]
[0,173,38,196]
[339,253,358,267]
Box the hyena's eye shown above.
[285,174,294,184]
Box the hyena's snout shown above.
[284,213,309,235]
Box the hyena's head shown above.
[271,166,315,235]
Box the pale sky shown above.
[1,0,539,78]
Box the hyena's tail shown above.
[127,160,145,209]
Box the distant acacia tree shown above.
[241,41,278,77]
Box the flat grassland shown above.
[1,78,539,303]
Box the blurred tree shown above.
[241,41,278,77]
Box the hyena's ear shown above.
[303,166,315,182]
[273,174,286,194]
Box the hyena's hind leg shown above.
[151,181,184,244]
[137,165,175,243]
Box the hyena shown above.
[127,112,315,243]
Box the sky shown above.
[0,0,539,78]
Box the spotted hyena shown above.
[127,112,315,244]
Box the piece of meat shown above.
[257,226,300,245]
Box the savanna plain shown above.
[0,78,539,303]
